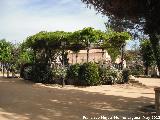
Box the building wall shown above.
[67,49,111,64]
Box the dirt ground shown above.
[0,77,158,120]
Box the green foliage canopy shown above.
[81,0,160,72]
[0,39,13,63]
[81,0,160,34]
[24,28,131,63]
[140,40,155,68]
[102,31,131,61]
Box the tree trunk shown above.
[158,66,160,77]
[12,71,15,78]
[45,47,49,65]
[121,44,125,70]
[87,49,89,63]
[102,48,105,60]
[72,53,73,64]
[87,39,90,63]
[149,33,160,74]
[76,53,78,63]
[145,66,149,76]
[7,69,9,78]
[11,66,15,78]
[6,64,9,78]
[2,63,4,77]
[33,50,36,63]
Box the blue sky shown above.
[0,0,107,43]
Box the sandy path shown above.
[136,77,160,88]
[0,77,155,120]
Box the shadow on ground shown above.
[0,77,155,120]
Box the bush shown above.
[66,64,80,85]
[20,63,33,80]
[129,64,144,76]
[31,63,53,83]
[21,63,53,83]
[122,68,130,83]
[78,62,100,86]
[52,66,67,84]
[99,66,123,85]
[23,66,32,80]
[99,66,113,85]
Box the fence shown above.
[113,63,123,70]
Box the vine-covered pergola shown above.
[23,27,131,67]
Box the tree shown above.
[81,0,160,72]
[17,43,34,65]
[69,30,84,63]
[69,28,131,63]
[0,39,13,77]
[101,30,131,62]
[140,40,155,75]
[69,27,103,63]
[79,27,102,62]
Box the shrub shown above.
[99,66,113,85]
[20,63,33,80]
[52,66,67,84]
[122,68,130,83]
[116,70,123,83]
[66,64,80,85]
[78,62,100,86]
[99,66,123,85]
[129,64,144,76]
[21,63,53,83]
[31,63,53,83]
[23,65,32,80]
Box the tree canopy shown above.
[81,0,160,34]
[140,39,155,75]
[0,39,12,63]
[81,0,160,72]
[0,39,16,77]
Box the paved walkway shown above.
[0,77,156,120]
[136,78,160,88]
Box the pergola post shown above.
[154,87,160,115]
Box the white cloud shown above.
[0,0,107,43]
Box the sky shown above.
[0,0,107,43]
